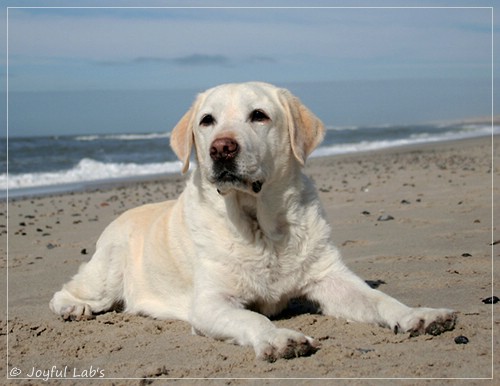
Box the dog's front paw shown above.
[254,328,320,362]
[50,291,94,321]
[60,304,94,321]
[395,308,457,337]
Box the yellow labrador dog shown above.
[50,82,456,361]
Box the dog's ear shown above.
[279,89,325,165]
[170,96,204,174]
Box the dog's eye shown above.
[250,109,270,123]
[200,114,215,127]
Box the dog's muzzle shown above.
[210,137,263,195]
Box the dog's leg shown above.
[190,292,320,362]
[49,246,124,321]
[306,263,456,336]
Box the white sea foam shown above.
[311,125,498,158]
[324,125,360,131]
[75,132,171,141]
[1,158,183,191]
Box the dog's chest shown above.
[225,218,308,302]
[194,191,320,301]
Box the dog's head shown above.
[170,82,325,195]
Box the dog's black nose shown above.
[210,138,239,161]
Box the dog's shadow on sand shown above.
[273,279,386,320]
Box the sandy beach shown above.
[2,135,498,384]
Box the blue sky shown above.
[2,1,498,136]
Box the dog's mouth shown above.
[215,170,242,184]
[211,170,264,196]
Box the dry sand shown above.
[2,136,499,384]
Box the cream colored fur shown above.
[50,82,456,361]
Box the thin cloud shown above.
[97,54,277,67]
[132,57,172,65]
[95,55,229,67]
[172,54,230,66]
[171,54,277,66]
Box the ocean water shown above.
[1,122,497,198]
